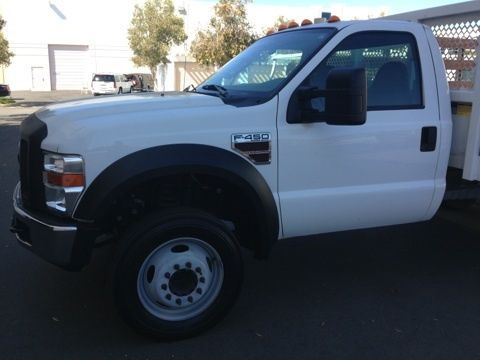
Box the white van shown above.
[91,73,132,95]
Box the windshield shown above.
[198,28,336,105]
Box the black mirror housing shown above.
[325,67,366,126]
[287,67,367,125]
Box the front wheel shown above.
[114,209,243,340]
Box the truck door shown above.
[277,26,440,238]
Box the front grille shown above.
[19,114,48,211]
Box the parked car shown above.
[0,84,11,97]
[126,73,154,92]
[91,73,132,95]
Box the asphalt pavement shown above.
[1,94,480,359]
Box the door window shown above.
[303,31,423,111]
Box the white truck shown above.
[10,17,480,339]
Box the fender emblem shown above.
[231,133,271,165]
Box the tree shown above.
[190,0,256,67]
[0,15,13,66]
[128,0,186,88]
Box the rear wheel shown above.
[114,209,243,340]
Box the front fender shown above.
[73,144,279,257]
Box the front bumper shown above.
[10,183,94,270]
[92,88,116,94]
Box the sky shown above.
[249,0,468,15]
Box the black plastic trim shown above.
[74,144,279,257]
[420,126,437,152]
[19,114,48,212]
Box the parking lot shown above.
[1,92,480,359]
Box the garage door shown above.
[49,45,89,90]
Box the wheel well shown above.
[101,173,261,253]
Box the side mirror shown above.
[288,67,367,125]
[324,67,366,125]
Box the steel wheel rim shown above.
[137,237,224,321]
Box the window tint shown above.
[92,74,114,82]
[303,31,423,111]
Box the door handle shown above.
[420,126,437,152]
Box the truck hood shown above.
[35,91,225,123]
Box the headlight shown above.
[43,152,85,215]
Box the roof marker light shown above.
[287,20,299,28]
[327,15,341,23]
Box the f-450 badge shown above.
[231,133,271,164]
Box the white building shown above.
[0,0,388,91]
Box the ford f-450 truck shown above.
[10,19,480,339]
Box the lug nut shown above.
[174,264,180,270]
[186,262,192,268]
[176,298,182,305]
[196,288,202,295]
[164,272,171,279]
[195,267,202,274]
[187,296,193,303]
[166,294,172,300]
[199,277,205,283]
[161,284,167,290]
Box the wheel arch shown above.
[74,144,279,258]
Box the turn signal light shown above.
[46,172,85,187]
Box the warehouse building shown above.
[0,0,387,91]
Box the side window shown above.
[303,31,423,111]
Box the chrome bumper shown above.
[10,183,87,270]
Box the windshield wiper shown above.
[201,84,228,98]
[183,84,197,92]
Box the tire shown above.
[114,208,243,340]
[118,87,123,94]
